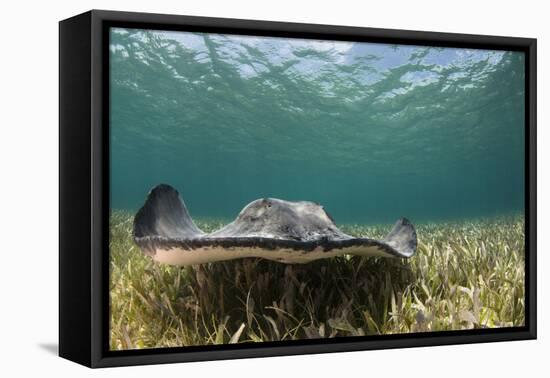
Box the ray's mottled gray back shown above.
[208,198,348,241]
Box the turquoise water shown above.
[109,28,525,224]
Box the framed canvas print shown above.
[59,10,537,368]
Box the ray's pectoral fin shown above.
[381,217,417,258]
[133,184,204,254]
[339,217,417,259]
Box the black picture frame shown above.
[59,9,537,368]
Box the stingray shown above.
[132,184,417,266]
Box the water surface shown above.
[109,28,525,224]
